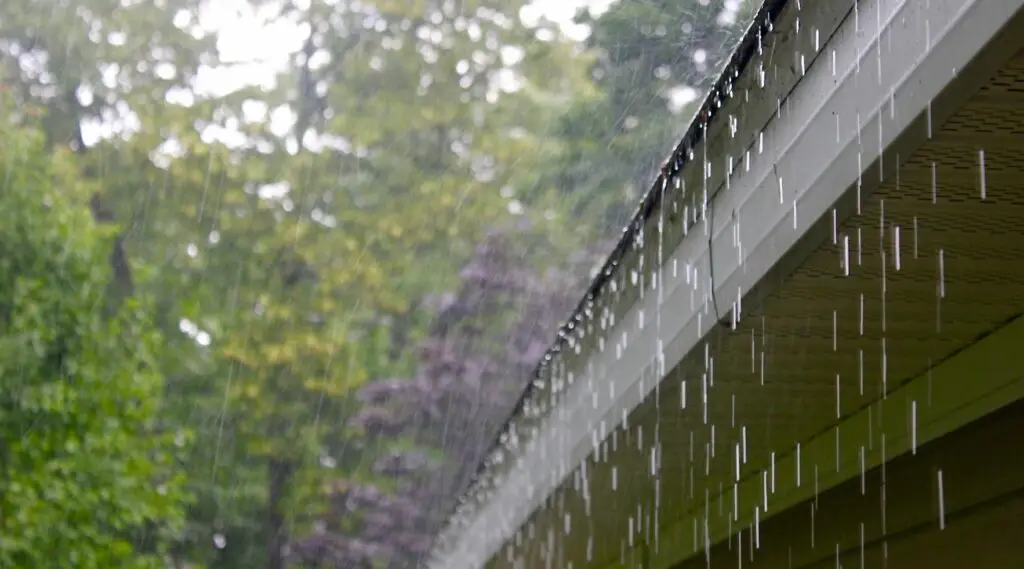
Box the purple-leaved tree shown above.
[289,229,611,568]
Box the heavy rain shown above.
[2,1,1024,569]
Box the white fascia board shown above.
[427,0,1024,567]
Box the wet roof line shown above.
[432,0,793,553]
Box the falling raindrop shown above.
[735,443,741,481]
[832,208,838,244]
[213,533,227,550]
[842,235,850,276]
[859,348,865,395]
[893,225,902,270]
[760,352,765,385]
[796,443,802,487]
[978,149,987,200]
[755,506,761,548]
[938,249,946,298]
[931,161,938,203]
[762,470,769,512]
[742,425,748,464]
[937,469,946,529]
[857,151,863,215]
[832,311,838,352]
[859,295,865,336]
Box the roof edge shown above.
[432,0,792,552]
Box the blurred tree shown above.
[275,0,594,307]
[0,0,220,312]
[35,0,598,566]
[0,101,188,569]
[240,2,598,566]
[295,229,609,569]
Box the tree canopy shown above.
[0,109,187,569]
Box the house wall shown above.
[669,399,1024,569]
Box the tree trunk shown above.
[59,102,135,312]
[88,194,135,308]
[266,458,294,569]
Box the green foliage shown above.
[0,0,761,567]
[0,113,188,568]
